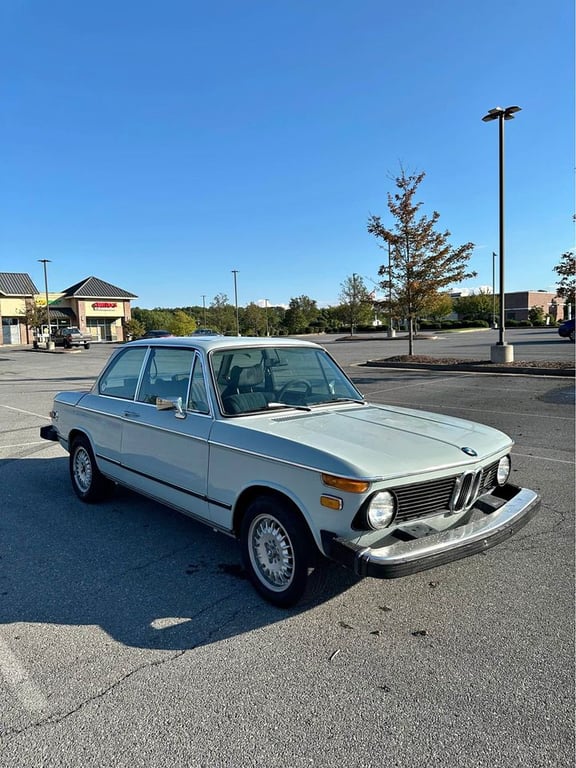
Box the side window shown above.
[188,357,210,414]
[136,347,194,405]
[98,347,148,400]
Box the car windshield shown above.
[210,345,364,415]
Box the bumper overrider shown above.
[40,425,59,441]
[322,483,541,579]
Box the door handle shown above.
[123,411,141,418]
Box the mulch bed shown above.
[380,355,573,370]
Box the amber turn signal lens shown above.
[321,474,370,493]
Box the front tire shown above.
[70,435,113,503]
[240,495,314,608]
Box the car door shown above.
[119,346,214,522]
[77,345,149,472]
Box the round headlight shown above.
[367,491,397,530]
[497,455,511,486]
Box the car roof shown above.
[129,336,323,351]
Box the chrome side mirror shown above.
[156,396,186,419]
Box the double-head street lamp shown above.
[481,105,521,359]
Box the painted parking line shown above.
[0,636,50,715]
[0,404,49,420]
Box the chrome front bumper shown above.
[324,484,541,579]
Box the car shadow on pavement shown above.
[0,456,361,651]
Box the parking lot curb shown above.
[363,360,575,377]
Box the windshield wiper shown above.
[267,402,312,412]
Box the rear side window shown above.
[98,347,148,400]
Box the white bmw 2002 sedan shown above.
[41,336,540,607]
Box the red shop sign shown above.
[92,302,118,309]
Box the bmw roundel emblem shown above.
[461,447,478,457]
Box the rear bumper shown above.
[323,484,541,579]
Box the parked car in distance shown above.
[40,336,540,607]
[142,329,174,339]
[192,328,221,336]
[558,318,575,342]
[51,327,93,349]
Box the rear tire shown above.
[70,435,113,503]
[240,495,315,608]
[84,343,91,349]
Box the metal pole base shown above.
[490,344,514,363]
[387,329,396,338]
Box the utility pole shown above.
[231,270,240,336]
[38,259,52,348]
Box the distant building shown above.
[449,288,567,323]
[0,273,138,345]
[0,273,39,344]
[504,291,566,323]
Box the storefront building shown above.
[0,273,138,345]
[504,291,567,323]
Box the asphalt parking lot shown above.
[0,338,574,767]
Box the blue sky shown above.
[1,1,573,309]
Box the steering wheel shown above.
[276,379,313,402]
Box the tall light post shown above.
[264,298,270,336]
[38,259,52,346]
[492,251,497,328]
[482,105,521,362]
[201,294,207,327]
[231,270,240,336]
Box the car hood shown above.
[212,403,512,480]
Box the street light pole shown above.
[492,251,497,328]
[264,299,270,336]
[482,105,521,362]
[202,294,207,327]
[38,259,52,346]
[231,270,240,336]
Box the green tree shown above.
[211,293,236,334]
[241,302,267,336]
[123,317,145,340]
[21,299,48,336]
[421,292,454,322]
[554,250,575,305]
[337,274,373,334]
[282,295,319,334]
[367,169,476,354]
[453,290,498,323]
[528,305,546,326]
[169,309,196,336]
[132,307,174,331]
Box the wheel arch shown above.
[232,485,319,554]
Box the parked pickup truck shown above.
[51,327,93,349]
